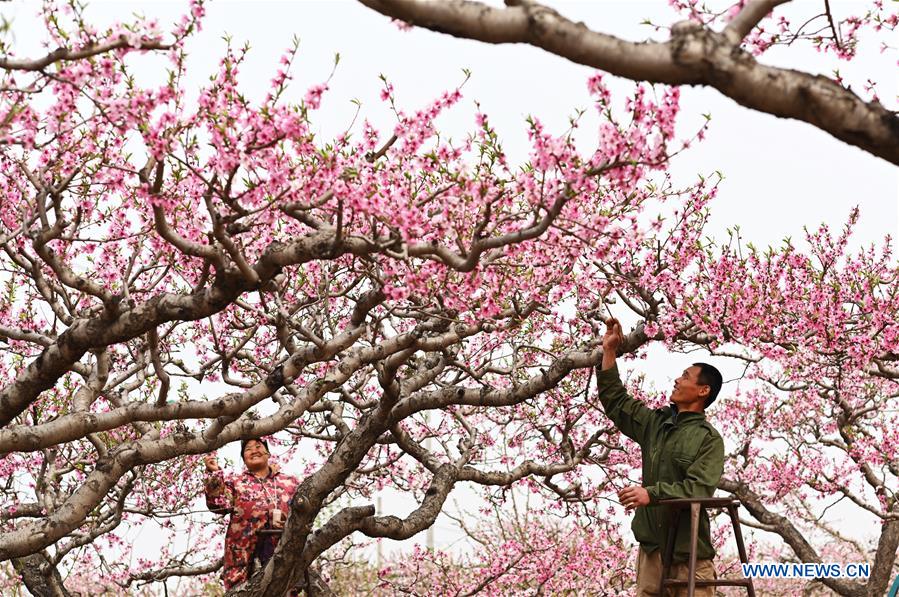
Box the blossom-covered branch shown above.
[359,0,899,165]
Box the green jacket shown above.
[596,364,724,562]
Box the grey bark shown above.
[10,551,71,597]
[358,0,899,166]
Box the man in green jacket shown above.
[597,318,725,596]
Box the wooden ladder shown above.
[658,497,755,596]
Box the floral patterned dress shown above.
[204,464,300,589]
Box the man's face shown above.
[670,366,709,409]
[242,440,269,469]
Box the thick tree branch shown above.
[867,518,899,597]
[10,550,71,597]
[724,0,792,44]
[359,463,458,539]
[0,397,311,559]
[0,229,404,428]
[391,344,605,419]
[359,0,899,165]
[126,558,222,586]
[0,307,487,558]
[0,37,170,71]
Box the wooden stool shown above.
[658,497,755,596]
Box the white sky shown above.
[2,0,897,577]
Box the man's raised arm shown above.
[595,318,657,445]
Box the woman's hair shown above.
[240,438,270,457]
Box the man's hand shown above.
[203,453,221,473]
[601,318,624,370]
[618,485,650,510]
[603,318,624,353]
